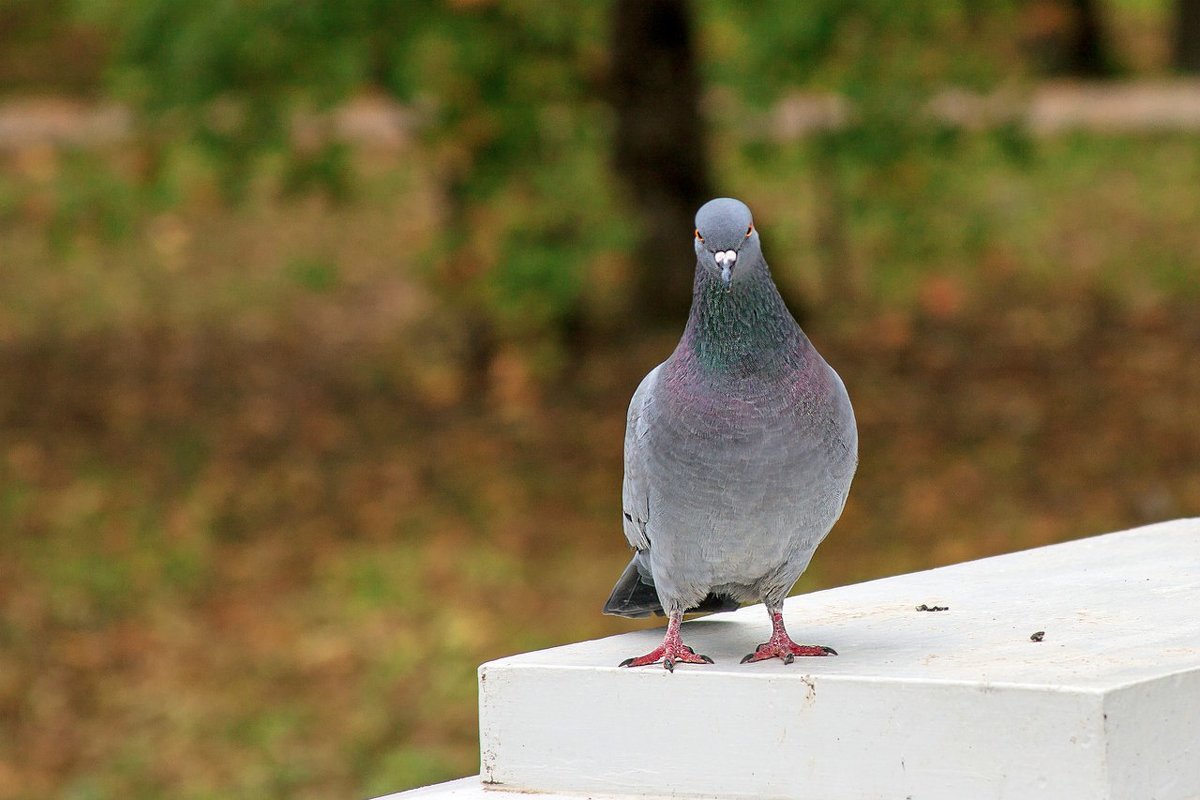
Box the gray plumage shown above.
[604,198,857,665]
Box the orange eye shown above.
[745,225,754,237]
[695,229,704,242]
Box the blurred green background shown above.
[2,1,1199,797]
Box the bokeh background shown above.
[2,1,1200,797]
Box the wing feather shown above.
[620,364,661,552]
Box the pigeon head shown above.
[693,197,762,288]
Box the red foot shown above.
[618,610,713,671]
[741,611,837,664]
[620,643,713,671]
[740,641,836,664]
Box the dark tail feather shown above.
[603,559,662,618]
[602,557,741,618]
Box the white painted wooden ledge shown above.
[377,518,1200,800]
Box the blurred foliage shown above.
[701,0,1028,307]
[0,0,108,93]
[705,0,1017,103]
[3,1,1200,799]
[72,0,628,357]
[63,0,1033,354]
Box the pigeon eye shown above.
[695,229,704,242]
[745,225,754,237]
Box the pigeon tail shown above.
[602,559,661,618]
[602,557,740,618]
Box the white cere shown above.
[713,250,738,266]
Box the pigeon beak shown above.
[714,249,737,287]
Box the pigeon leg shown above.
[619,608,713,671]
[741,608,837,664]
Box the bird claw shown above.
[619,643,713,670]
[741,641,837,664]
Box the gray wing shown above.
[621,363,662,552]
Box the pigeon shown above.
[603,197,858,670]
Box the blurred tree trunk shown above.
[1026,0,1119,77]
[1061,0,1117,77]
[1174,0,1200,73]
[610,0,712,325]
